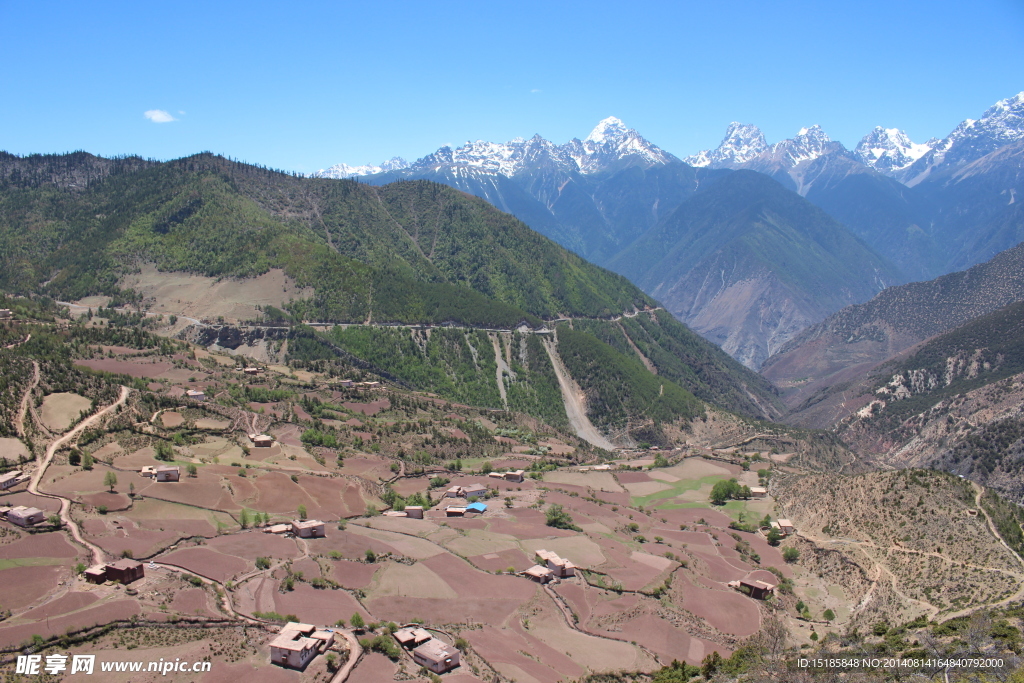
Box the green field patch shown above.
[0,557,69,571]
[630,474,727,508]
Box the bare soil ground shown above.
[120,265,313,323]
[39,392,92,432]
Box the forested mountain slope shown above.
[763,240,1024,414]
[609,171,900,370]
[0,150,781,428]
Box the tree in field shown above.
[823,608,835,622]
[766,528,782,546]
[187,463,198,477]
[710,480,733,505]
[104,471,117,492]
[82,453,94,470]
[545,504,580,531]
[298,505,307,520]
[782,546,800,562]
[155,441,174,462]
[48,514,62,528]
[350,612,365,630]
[239,509,251,529]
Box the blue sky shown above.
[2,0,1022,173]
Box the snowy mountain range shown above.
[314,117,678,180]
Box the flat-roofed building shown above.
[445,506,467,517]
[749,486,767,498]
[0,470,23,490]
[243,367,261,376]
[265,524,290,534]
[140,466,156,478]
[503,470,525,483]
[0,309,12,320]
[291,519,325,538]
[84,565,108,584]
[185,389,206,401]
[252,434,274,448]
[155,465,180,482]
[394,627,432,649]
[270,622,333,669]
[463,483,487,499]
[105,559,145,584]
[731,579,776,600]
[521,565,553,583]
[412,639,461,674]
[536,549,575,577]
[404,506,424,519]
[444,486,465,498]
[777,519,795,535]
[7,505,45,527]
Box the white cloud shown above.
[144,109,177,123]
[530,89,542,93]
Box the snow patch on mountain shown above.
[684,123,767,167]
[855,127,932,173]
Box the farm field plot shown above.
[0,438,29,462]
[544,471,624,492]
[40,392,92,432]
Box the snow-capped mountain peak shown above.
[313,156,408,179]
[585,116,629,143]
[854,126,931,173]
[684,122,768,167]
[768,125,834,165]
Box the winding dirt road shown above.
[28,386,131,566]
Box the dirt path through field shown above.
[540,337,616,451]
[16,360,39,438]
[29,386,131,567]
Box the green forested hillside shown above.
[0,150,781,424]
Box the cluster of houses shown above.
[336,380,381,389]
[270,622,335,669]
[140,465,180,481]
[264,519,326,538]
[394,626,461,674]
[84,558,145,585]
[1,505,45,527]
[521,549,576,584]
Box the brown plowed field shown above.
[679,582,760,637]
[201,662,299,683]
[171,587,219,618]
[161,547,248,582]
[470,624,574,683]
[349,652,398,683]
[343,399,390,416]
[20,592,98,621]
[0,598,141,648]
[2,492,61,512]
[467,548,532,573]
[74,358,173,378]
[327,559,378,588]
[0,533,78,559]
[206,532,299,562]
[291,557,321,578]
[82,492,131,509]
[273,582,367,625]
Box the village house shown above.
[444,485,465,498]
[252,434,274,448]
[412,639,461,674]
[777,519,795,535]
[466,502,487,514]
[155,465,180,482]
[104,559,145,584]
[503,469,525,483]
[393,627,432,649]
[404,506,424,519]
[84,565,108,584]
[243,367,261,376]
[264,523,290,534]
[462,483,487,499]
[291,519,326,538]
[185,389,206,401]
[270,622,334,669]
[0,470,23,490]
[536,549,575,577]
[729,579,776,600]
[445,506,468,517]
[749,486,767,498]
[521,565,554,583]
[0,309,12,320]
[338,379,355,387]
[140,466,156,478]
[362,381,381,388]
[7,506,45,527]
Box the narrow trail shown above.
[15,360,39,438]
[28,386,131,567]
[3,333,30,350]
[539,337,616,451]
